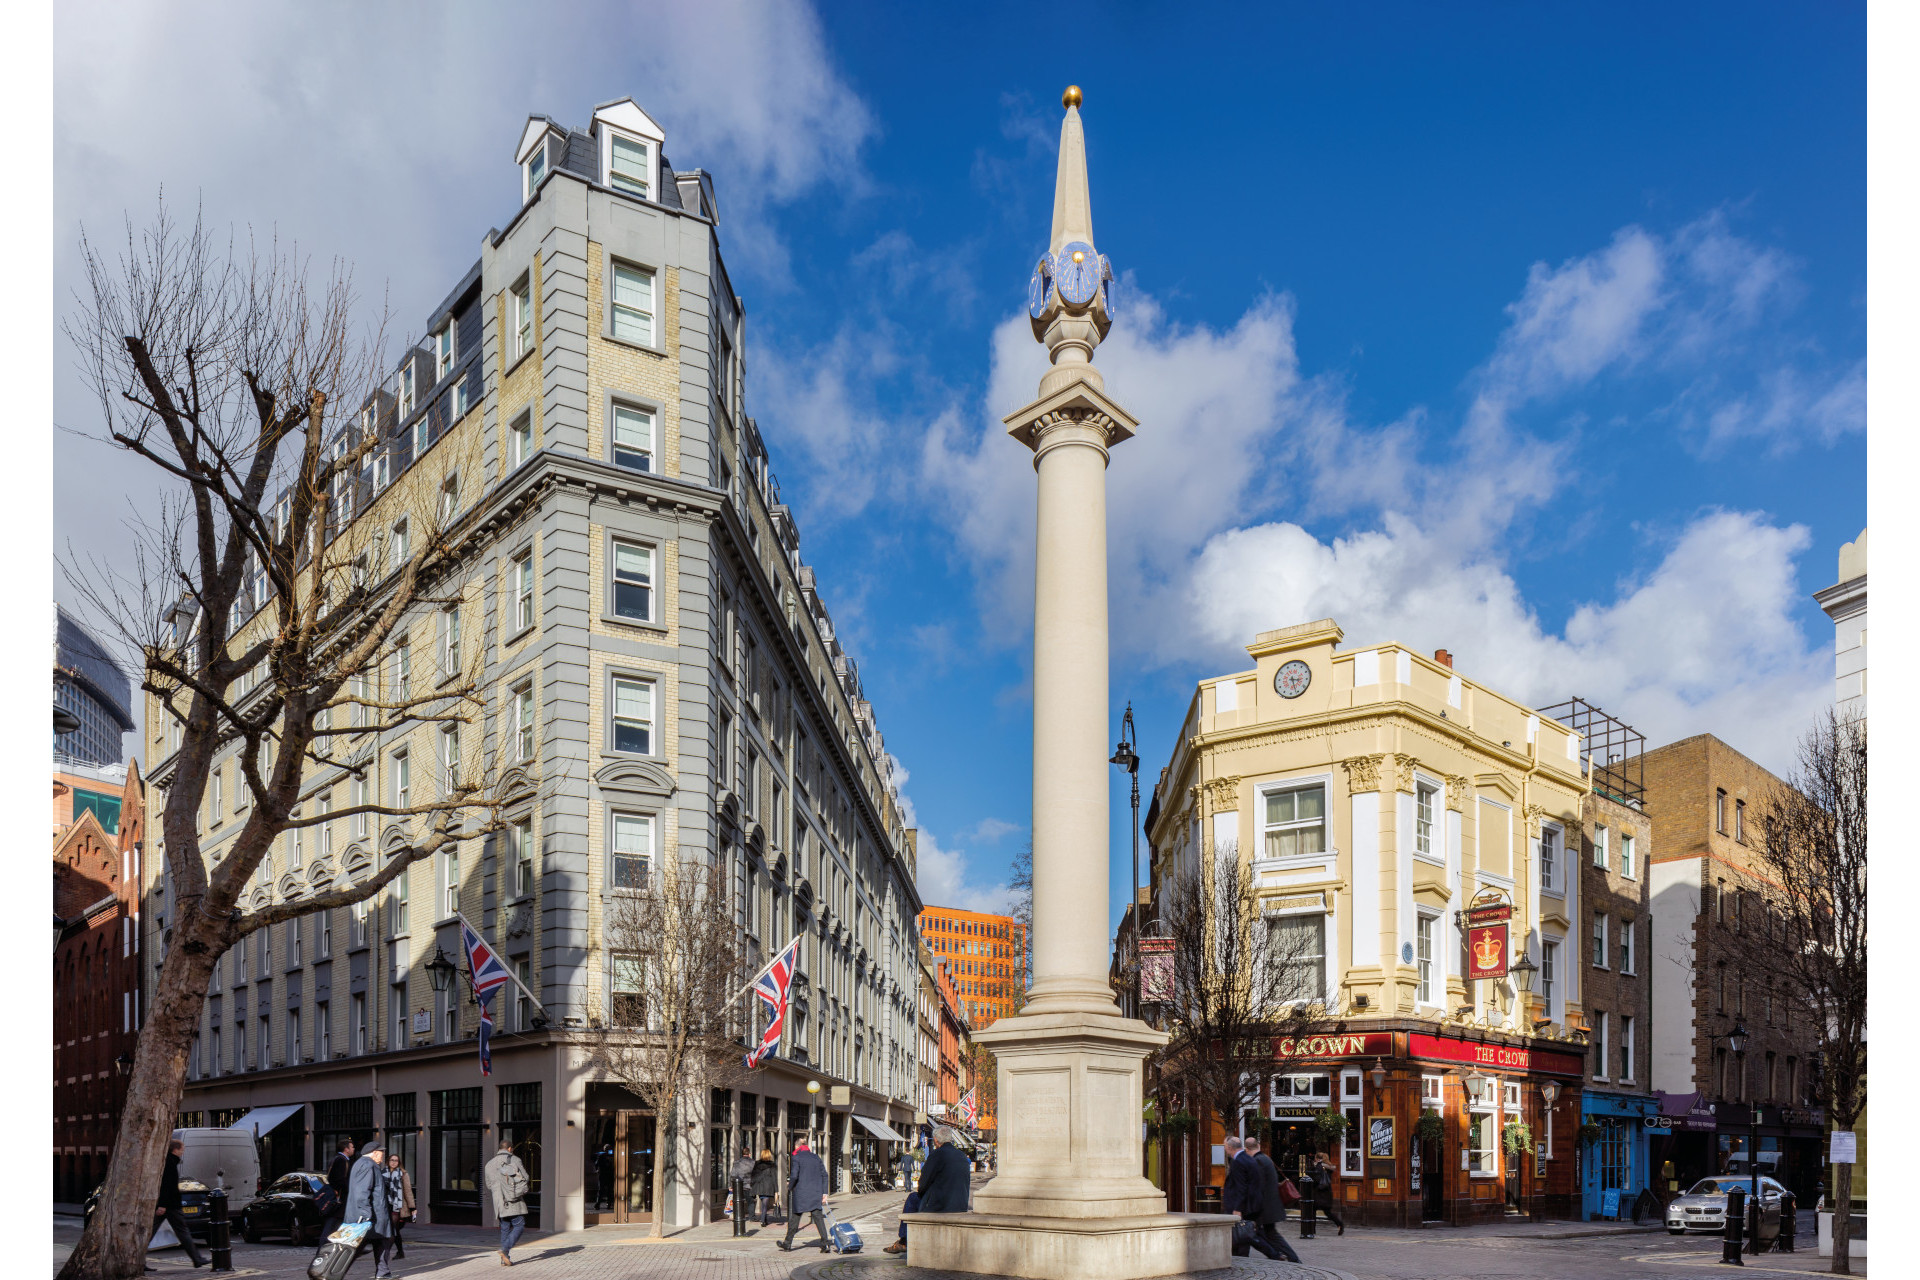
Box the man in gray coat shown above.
[777,1140,831,1253]
[342,1140,395,1279]
[485,1138,532,1266]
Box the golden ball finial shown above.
[1062,85,1082,109]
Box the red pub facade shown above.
[1167,1022,1586,1227]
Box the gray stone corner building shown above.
[141,97,924,1232]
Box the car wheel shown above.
[1669,1228,1684,1235]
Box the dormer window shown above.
[398,363,415,419]
[525,144,547,198]
[609,134,651,198]
[435,324,454,380]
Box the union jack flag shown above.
[957,1087,978,1131]
[461,918,514,1001]
[477,994,494,1077]
[744,936,802,1069]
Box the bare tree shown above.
[1009,839,1034,990]
[1147,843,1335,1147]
[58,204,508,1280]
[586,859,751,1237]
[1720,710,1866,1274]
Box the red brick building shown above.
[54,761,146,1203]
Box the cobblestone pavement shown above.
[53,1200,1860,1280]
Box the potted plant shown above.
[1412,1109,1445,1144]
[1502,1120,1534,1155]
[1577,1121,1603,1146]
[1161,1111,1199,1140]
[1310,1109,1348,1148]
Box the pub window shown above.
[1267,911,1325,1004]
[1420,1075,1444,1111]
[1261,784,1326,859]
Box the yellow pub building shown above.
[1146,619,1594,1226]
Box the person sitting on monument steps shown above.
[886,1125,971,1254]
[1244,1137,1302,1264]
[777,1140,832,1253]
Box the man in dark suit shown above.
[1245,1137,1302,1263]
[1221,1137,1274,1259]
[321,1137,355,1237]
[778,1140,832,1252]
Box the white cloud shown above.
[923,288,1312,645]
[1186,509,1829,772]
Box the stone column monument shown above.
[903,87,1231,1280]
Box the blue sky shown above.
[51,1,1865,931]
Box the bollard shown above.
[206,1187,234,1273]
[1777,1191,1795,1253]
[1300,1196,1317,1239]
[1720,1185,1746,1266]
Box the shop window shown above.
[1420,1075,1445,1112]
[1598,1119,1629,1191]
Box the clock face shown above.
[1100,254,1115,315]
[1055,240,1101,306]
[1027,255,1053,319]
[1274,659,1312,699]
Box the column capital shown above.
[1004,376,1137,455]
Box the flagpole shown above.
[721,931,807,1013]
[455,911,550,1016]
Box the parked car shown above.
[82,1177,213,1240]
[237,1172,337,1246]
[1666,1175,1789,1235]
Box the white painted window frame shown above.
[1253,771,1334,870]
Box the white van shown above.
[172,1128,262,1199]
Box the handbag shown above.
[1278,1178,1302,1207]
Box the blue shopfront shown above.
[1580,1091,1657,1220]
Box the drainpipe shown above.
[1518,738,1542,1027]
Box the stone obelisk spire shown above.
[1014,84,1134,1020]
[905,89,1229,1280]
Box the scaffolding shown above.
[1537,696,1645,808]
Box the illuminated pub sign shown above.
[1407,1032,1585,1077]
[1465,892,1512,981]
[1228,1031,1394,1060]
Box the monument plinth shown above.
[901,87,1233,1280]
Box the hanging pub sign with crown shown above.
[1464,889,1512,981]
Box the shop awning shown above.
[228,1104,304,1136]
[854,1115,908,1142]
[946,1129,978,1150]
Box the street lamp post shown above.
[1109,703,1141,996]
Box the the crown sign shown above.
[1473,933,1502,968]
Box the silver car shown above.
[1666,1175,1788,1234]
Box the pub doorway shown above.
[1421,1135,1445,1221]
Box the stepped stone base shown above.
[899,1210,1235,1280]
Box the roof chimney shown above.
[1434,649,1453,669]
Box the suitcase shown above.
[824,1209,863,1255]
[308,1222,370,1280]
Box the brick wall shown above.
[1577,792,1652,1091]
